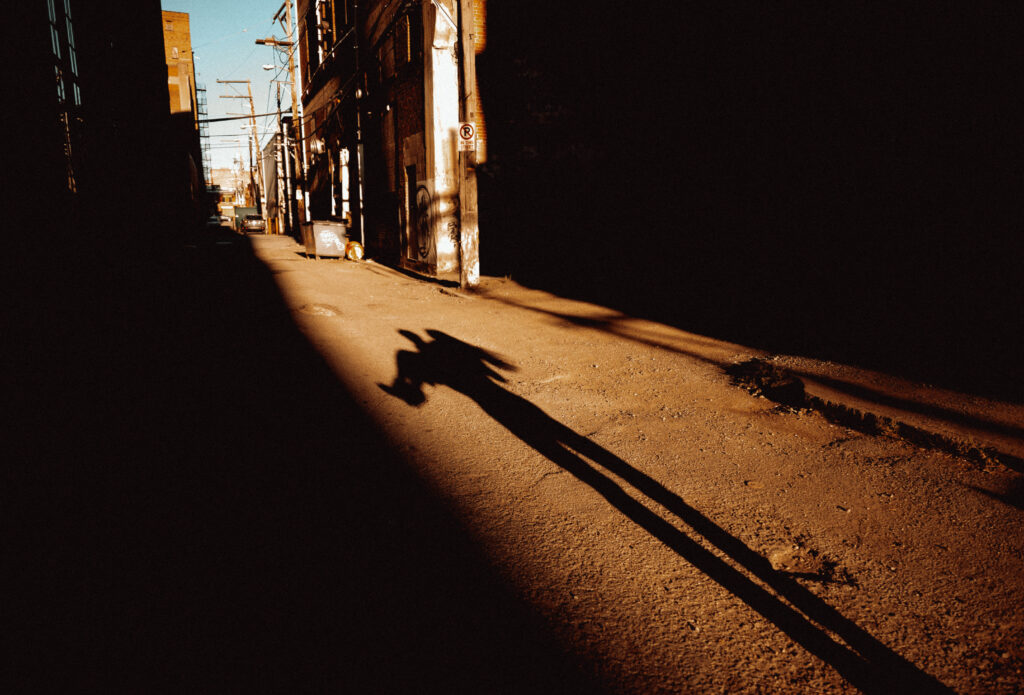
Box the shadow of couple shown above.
[378,329,950,694]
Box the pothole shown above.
[725,358,807,409]
[296,303,341,316]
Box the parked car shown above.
[242,214,266,233]
[205,214,224,228]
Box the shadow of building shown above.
[474,3,1023,401]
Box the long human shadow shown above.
[379,329,953,694]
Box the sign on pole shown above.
[458,122,476,151]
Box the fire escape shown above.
[196,84,212,182]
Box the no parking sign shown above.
[458,122,476,151]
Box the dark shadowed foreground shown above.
[9,231,602,692]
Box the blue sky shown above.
[162,0,296,170]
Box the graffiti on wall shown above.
[447,194,460,246]
[415,185,433,260]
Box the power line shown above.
[199,110,286,123]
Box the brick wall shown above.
[161,11,195,114]
[470,0,486,162]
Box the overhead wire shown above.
[206,16,285,168]
[258,60,288,151]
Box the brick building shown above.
[162,11,198,116]
[296,0,482,283]
[161,10,206,226]
[25,0,198,248]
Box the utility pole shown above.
[457,0,480,287]
[217,79,264,215]
[276,81,293,235]
[229,134,255,207]
[258,0,303,230]
[353,0,366,247]
[281,0,298,128]
[287,0,309,224]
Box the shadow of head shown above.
[379,329,517,406]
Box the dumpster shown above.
[301,220,349,259]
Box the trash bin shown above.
[301,220,349,259]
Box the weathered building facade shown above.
[297,0,482,283]
[161,10,206,228]
[162,11,198,116]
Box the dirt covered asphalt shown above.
[248,234,1022,693]
[11,230,1022,693]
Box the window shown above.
[49,0,80,104]
[55,65,65,102]
[66,19,78,78]
[334,0,353,31]
[396,15,413,67]
[406,11,423,64]
[381,35,394,80]
[317,0,333,49]
[304,5,319,79]
[331,0,341,35]
[48,0,80,191]
[50,24,61,58]
[48,0,61,59]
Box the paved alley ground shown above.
[11,231,1023,693]
[250,235,1023,693]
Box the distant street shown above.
[12,232,1023,693]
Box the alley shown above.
[12,231,1023,693]
[246,235,1024,692]
[251,236,1024,691]
[20,2,1024,691]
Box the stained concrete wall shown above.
[418,0,462,276]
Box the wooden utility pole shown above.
[353,0,365,246]
[275,81,292,235]
[217,79,264,215]
[260,0,303,229]
[282,0,299,132]
[457,0,480,287]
